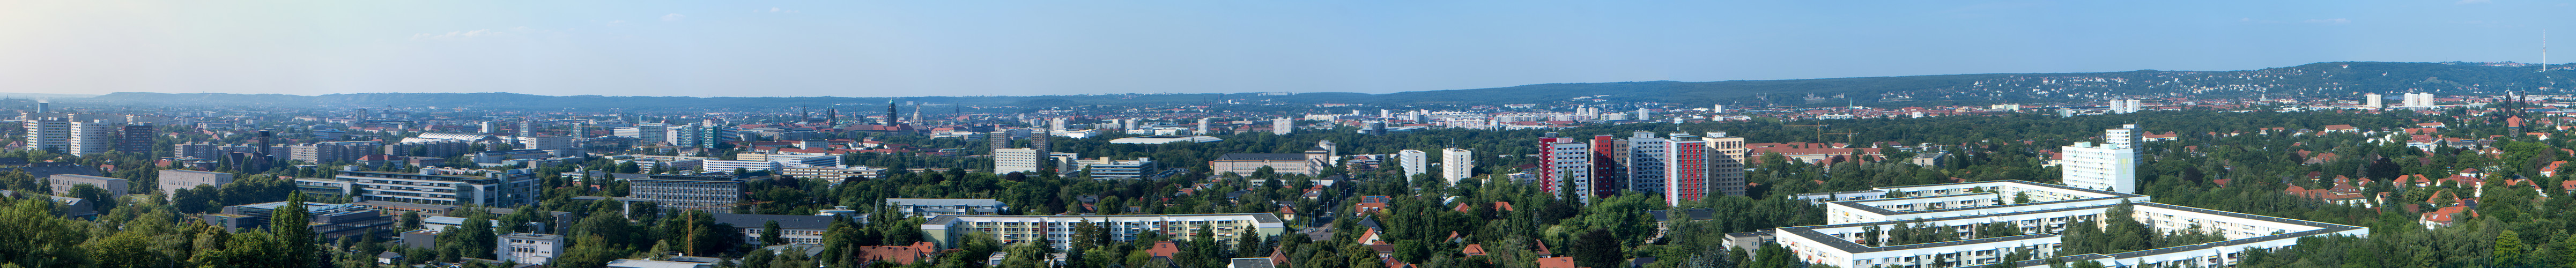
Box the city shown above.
[2,2,2572,268]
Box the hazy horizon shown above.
[4,1,2568,98]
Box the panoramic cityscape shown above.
[5,2,2576,268]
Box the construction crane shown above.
[1785,124,1829,144]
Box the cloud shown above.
[662,13,686,21]
[2303,18,2350,24]
[2459,0,2491,4]
[763,8,799,13]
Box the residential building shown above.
[290,140,383,163]
[1271,118,1293,134]
[386,139,472,158]
[295,170,539,207]
[627,174,747,212]
[1663,133,1709,206]
[159,169,234,196]
[2363,93,2383,109]
[919,213,1287,251]
[886,198,1010,218]
[1538,133,1594,202]
[48,174,129,196]
[67,120,117,156]
[1108,135,1224,144]
[2108,99,2143,114]
[2402,92,2436,107]
[2061,124,2141,193]
[1211,153,1322,176]
[23,117,66,153]
[498,233,565,264]
[1442,148,1474,183]
[1397,150,1427,178]
[612,124,671,145]
[704,159,788,173]
[1617,132,1665,196]
[779,166,882,180]
[1704,132,1750,197]
[994,148,1045,174]
[116,124,153,154]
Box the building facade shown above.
[295,170,538,207]
[1441,148,1474,183]
[1663,133,1709,205]
[627,174,746,212]
[1704,132,1750,197]
[159,169,234,196]
[1537,133,1595,203]
[498,233,565,264]
[920,213,1286,251]
[48,174,130,196]
[886,198,1010,218]
[2061,125,2141,193]
[1397,150,1427,178]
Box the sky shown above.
[0,1,2567,98]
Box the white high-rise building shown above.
[2402,92,2436,107]
[1622,132,1670,194]
[1195,117,1215,135]
[1537,133,1594,202]
[1398,150,1428,178]
[2108,99,2143,114]
[66,120,117,156]
[994,148,1043,174]
[2364,93,2384,109]
[23,117,68,153]
[1272,118,1294,135]
[1713,105,1727,114]
[1441,148,1474,184]
[1048,118,1069,133]
[2061,124,2141,193]
[1636,108,1653,121]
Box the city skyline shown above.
[5,1,2574,98]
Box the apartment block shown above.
[920,213,1286,251]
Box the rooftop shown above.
[1215,153,1309,161]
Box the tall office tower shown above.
[993,148,1042,174]
[480,121,505,134]
[1663,133,1708,206]
[1617,132,1664,195]
[23,116,68,153]
[1049,118,1069,133]
[2109,99,2144,114]
[1398,150,1428,178]
[2364,93,2384,109]
[66,120,116,156]
[1636,108,1653,120]
[1703,132,1750,197]
[116,124,154,154]
[2404,92,2437,107]
[2062,124,2142,193]
[1441,148,1474,184]
[1272,118,1294,135]
[1195,117,1215,135]
[1537,133,1596,203]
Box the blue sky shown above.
[0,1,2563,97]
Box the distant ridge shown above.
[58,62,2575,108]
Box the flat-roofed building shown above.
[920,213,1287,251]
[627,174,746,212]
[202,202,395,240]
[1079,158,1159,180]
[886,198,1009,218]
[1108,135,1224,144]
[498,233,565,264]
[294,170,538,207]
[1770,180,2367,268]
[1210,153,1323,176]
[47,174,129,196]
[713,213,859,245]
[159,169,234,196]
